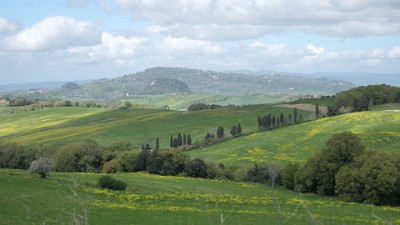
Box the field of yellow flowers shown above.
[2,169,399,225]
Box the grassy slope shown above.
[1,169,399,225]
[0,105,304,148]
[123,94,295,111]
[188,111,400,166]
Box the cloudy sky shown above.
[0,0,399,84]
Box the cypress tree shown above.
[217,126,224,139]
[293,108,298,123]
[187,134,192,146]
[237,123,242,134]
[183,134,187,145]
[280,112,285,125]
[170,135,173,148]
[156,137,159,150]
[257,116,262,129]
[316,103,320,119]
[177,133,182,146]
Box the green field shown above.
[0,105,306,148]
[1,169,399,225]
[122,94,295,111]
[188,111,400,166]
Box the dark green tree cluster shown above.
[281,132,400,206]
[188,103,222,111]
[258,109,300,131]
[230,123,242,137]
[335,84,400,112]
[246,163,282,185]
[170,133,191,148]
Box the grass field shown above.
[0,105,307,148]
[1,169,399,225]
[188,110,400,166]
[122,94,297,111]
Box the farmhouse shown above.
[0,97,9,105]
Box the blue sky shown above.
[0,0,399,84]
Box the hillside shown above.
[188,110,400,166]
[2,67,354,100]
[1,103,399,167]
[0,105,306,147]
[1,169,399,225]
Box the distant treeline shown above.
[333,84,400,113]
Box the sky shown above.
[0,0,399,84]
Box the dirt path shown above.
[274,103,328,114]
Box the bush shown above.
[97,175,127,190]
[102,159,118,173]
[29,157,54,179]
[185,158,207,178]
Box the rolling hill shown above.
[2,67,354,101]
[0,104,306,147]
[188,110,400,166]
[1,102,399,168]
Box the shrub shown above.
[102,159,118,173]
[97,175,127,190]
[185,158,207,178]
[29,157,54,179]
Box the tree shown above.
[187,134,192,146]
[237,123,242,134]
[177,133,182,146]
[124,101,133,109]
[118,151,139,172]
[29,157,54,179]
[282,162,300,190]
[315,103,320,118]
[257,116,262,129]
[230,125,238,137]
[183,134,186,145]
[185,158,207,178]
[279,112,284,125]
[217,126,224,139]
[272,116,276,128]
[336,152,400,205]
[293,108,298,123]
[296,132,365,195]
[155,137,160,150]
[170,135,173,148]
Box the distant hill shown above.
[1,67,354,100]
[0,80,88,93]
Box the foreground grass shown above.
[188,111,400,166]
[1,169,399,225]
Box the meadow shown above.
[188,110,400,166]
[122,94,294,111]
[1,169,399,225]
[0,104,305,148]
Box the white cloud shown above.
[388,46,400,58]
[158,36,225,55]
[3,16,102,51]
[0,17,20,35]
[67,32,145,64]
[115,0,400,40]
